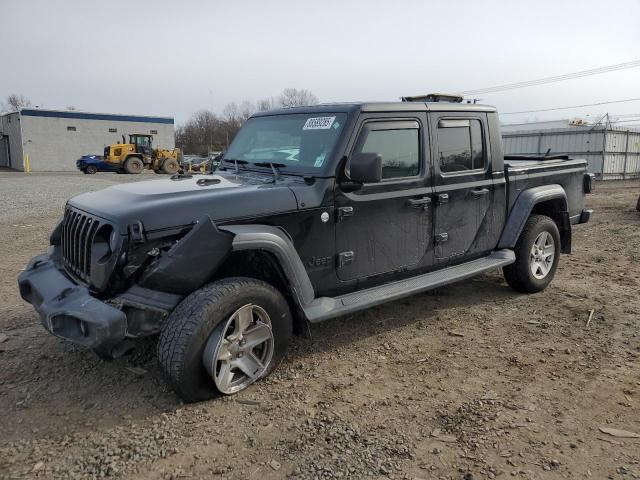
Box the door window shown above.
[354,125,420,179]
[437,119,484,173]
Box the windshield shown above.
[224,113,346,170]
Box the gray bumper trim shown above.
[18,253,127,350]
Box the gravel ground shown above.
[0,173,639,480]
[0,172,152,223]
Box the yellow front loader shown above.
[103,134,182,174]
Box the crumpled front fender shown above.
[138,216,234,295]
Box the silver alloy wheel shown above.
[202,304,274,395]
[529,231,555,279]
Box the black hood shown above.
[68,172,300,233]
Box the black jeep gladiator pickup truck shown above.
[19,97,594,401]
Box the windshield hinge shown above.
[129,221,145,243]
[337,206,354,221]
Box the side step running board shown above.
[304,249,515,323]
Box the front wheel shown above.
[503,214,561,293]
[124,157,144,174]
[158,278,292,402]
[85,165,98,174]
[160,158,180,174]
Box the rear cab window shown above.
[437,118,485,174]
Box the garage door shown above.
[0,137,9,168]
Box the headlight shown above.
[49,218,64,246]
[92,224,114,265]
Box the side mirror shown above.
[349,153,382,184]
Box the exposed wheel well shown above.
[214,250,308,335]
[530,199,571,253]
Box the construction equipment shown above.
[103,134,182,174]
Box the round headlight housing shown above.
[92,224,114,265]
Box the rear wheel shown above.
[160,158,180,174]
[158,278,292,402]
[503,214,561,293]
[85,165,98,174]
[124,157,144,174]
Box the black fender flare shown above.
[219,224,315,307]
[136,220,314,308]
[498,184,568,250]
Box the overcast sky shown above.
[2,0,639,125]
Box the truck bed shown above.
[503,156,589,219]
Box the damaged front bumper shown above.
[18,215,232,353]
[18,251,128,351]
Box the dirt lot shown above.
[1,174,639,480]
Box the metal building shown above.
[0,109,174,172]
[502,125,640,180]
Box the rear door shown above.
[335,114,434,281]
[430,112,496,263]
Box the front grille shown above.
[61,207,101,282]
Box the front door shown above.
[335,116,433,281]
[430,112,495,263]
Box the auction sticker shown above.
[303,116,336,130]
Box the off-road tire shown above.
[160,158,180,174]
[85,165,98,174]
[158,277,292,402]
[503,214,561,293]
[124,156,144,174]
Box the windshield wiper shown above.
[253,162,286,181]
[221,158,249,172]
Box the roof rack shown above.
[401,93,464,103]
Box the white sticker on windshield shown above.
[303,116,336,130]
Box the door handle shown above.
[407,197,432,209]
[471,188,490,197]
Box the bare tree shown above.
[176,88,321,152]
[256,97,276,112]
[238,101,255,122]
[277,88,319,108]
[175,109,225,155]
[3,93,32,112]
[222,102,241,127]
[221,102,256,147]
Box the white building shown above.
[500,118,594,133]
[0,108,175,172]
[502,125,640,180]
